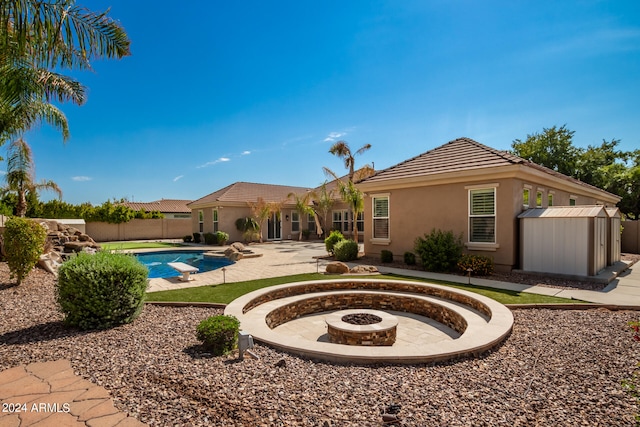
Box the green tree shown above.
[314,182,334,238]
[0,1,130,143]
[3,216,47,285]
[511,125,580,176]
[288,191,316,241]
[1,138,62,217]
[324,140,373,242]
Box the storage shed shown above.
[605,207,622,265]
[518,206,608,277]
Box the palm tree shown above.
[323,140,373,242]
[2,138,62,217]
[288,191,316,241]
[314,182,334,238]
[0,1,130,143]
[328,141,371,183]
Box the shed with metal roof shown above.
[518,206,608,277]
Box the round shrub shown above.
[414,229,463,272]
[324,230,345,255]
[333,239,359,262]
[457,254,494,276]
[183,235,193,243]
[381,250,394,263]
[196,315,240,356]
[192,232,202,243]
[57,251,148,330]
[404,251,416,265]
[3,217,47,285]
[203,232,216,245]
[215,231,229,245]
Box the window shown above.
[569,197,577,206]
[307,213,316,233]
[523,188,530,208]
[291,211,300,232]
[198,210,204,233]
[469,188,495,243]
[548,193,554,206]
[332,211,343,231]
[372,196,389,239]
[356,212,364,233]
[212,209,218,232]
[536,191,543,207]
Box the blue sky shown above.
[8,0,640,205]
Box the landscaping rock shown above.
[231,242,246,252]
[325,261,350,274]
[349,265,379,274]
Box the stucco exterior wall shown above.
[86,219,191,242]
[362,177,615,272]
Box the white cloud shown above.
[173,175,184,182]
[323,131,346,142]
[197,157,231,168]
[241,150,251,155]
[72,176,92,182]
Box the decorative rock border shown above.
[224,278,514,364]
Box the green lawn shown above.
[101,242,185,251]
[145,272,585,305]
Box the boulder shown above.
[230,242,246,252]
[227,251,244,261]
[38,251,63,276]
[325,261,350,274]
[349,265,379,274]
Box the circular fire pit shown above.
[326,309,398,346]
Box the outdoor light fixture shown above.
[238,331,254,360]
[285,215,289,221]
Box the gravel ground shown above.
[1,264,640,426]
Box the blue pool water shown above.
[135,251,234,279]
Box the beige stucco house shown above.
[356,137,621,272]
[188,182,322,242]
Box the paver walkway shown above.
[0,360,146,427]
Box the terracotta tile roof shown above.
[121,199,192,213]
[189,182,313,206]
[359,137,619,198]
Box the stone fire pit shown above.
[325,309,398,346]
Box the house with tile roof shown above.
[188,182,320,242]
[356,137,621,272]
[120,199,192,219]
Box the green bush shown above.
[192,232,202,243]
[334,239,359,262]
[196,315,240,355]
[183,235,193,243]
[324,230,345,255]
[57,251,148,330]
[414,229,463,272]
[3,217,47,285]
[380,250,394,263]
[457,254,494,276]
[404,251,416,265]
[203,232,216,245]
[215,231,229,245]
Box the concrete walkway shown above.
[146,240,640,307]
[0,360,146,427]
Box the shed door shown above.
[594,217,607,274]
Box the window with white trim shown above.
[523,188,530,208]
[198,210,204,233]
[536,191,543,207]
[569,197,577,206]
[212,209,219,232]
[372,196,389,239]
[291,211,300,232]
[469,188,495,243]
[548,193,554,206]
[332,211,344,232]
[307,213,316,233]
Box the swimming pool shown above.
[135,251,234,279]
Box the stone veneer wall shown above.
[327,322,396,346]
[245,280,491,318]
[264,293,468,335]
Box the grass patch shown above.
[101,242,185,251]
[146,272,585,305]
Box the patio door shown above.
[267,212,282,240]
